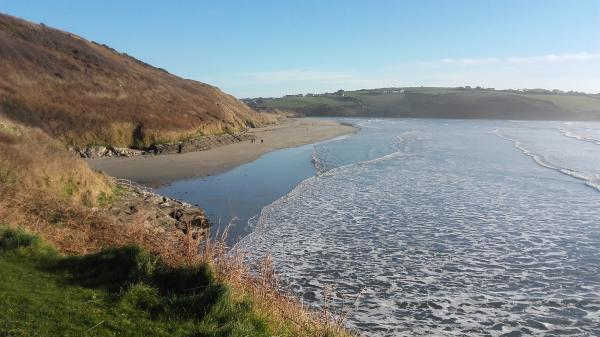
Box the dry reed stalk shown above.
[193,229,359,337]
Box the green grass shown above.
[0,228,271,337]
[62,178,78,198]
[97,185,126,207]
[520,93,600,112]
[255,87,600,119]
[262,95,357,110]
[0,168,17,185]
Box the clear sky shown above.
[2,0,600,97]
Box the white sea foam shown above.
[491,128,600,192]
[356,119,385,129]
[239,120,600,336]
[310,132,355,173]
[558,128,600,145]
[311,146,328,173]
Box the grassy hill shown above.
[0,13,274,148]
[250,87,600,120]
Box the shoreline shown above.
[86,118,357,186]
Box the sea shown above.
[157,118,600,336]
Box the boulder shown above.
[148,143,182,155]
[113,147,144,156]
[82,146,112,158]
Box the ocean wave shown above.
[491,128,600,192]
[356,119,385,129]
[558,128,600,145]
[310,133,355,173]
[240,129,421,248]
[310,147,328,174]
[311,124,421,174]
[357,130,420,165]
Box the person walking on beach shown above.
[261,139,264,144]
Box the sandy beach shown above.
[86,118,356,186]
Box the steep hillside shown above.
[0,13,272,148]
[250,87,600,120]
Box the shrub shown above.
[0,227,40,251]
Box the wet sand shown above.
[86,118,356,186]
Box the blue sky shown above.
[2,0,600,97]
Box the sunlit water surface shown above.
[161,119,600,336]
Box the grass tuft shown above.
[120,283,162,314]
[0,227,41,252]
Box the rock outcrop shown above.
[72,132,257,158]
[70,145,145,158]
[148,133,256,155]
[108,180,209,239]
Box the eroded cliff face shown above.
[70,132,257,158]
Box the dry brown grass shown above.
[0,116,112,205]
[0,13,278,148]
[0,188,193,262]
[0,116,199,264]
[0,116,357,336]
[0,186,357,336]
[197,232,359,337]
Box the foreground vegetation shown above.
[0,228,272,337]
[0,116,354,337]
[0,13,356,337]
[0,227,356,337]
[249,87,600,120]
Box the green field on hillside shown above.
[262,95,358,110]
[251,87,600,120]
